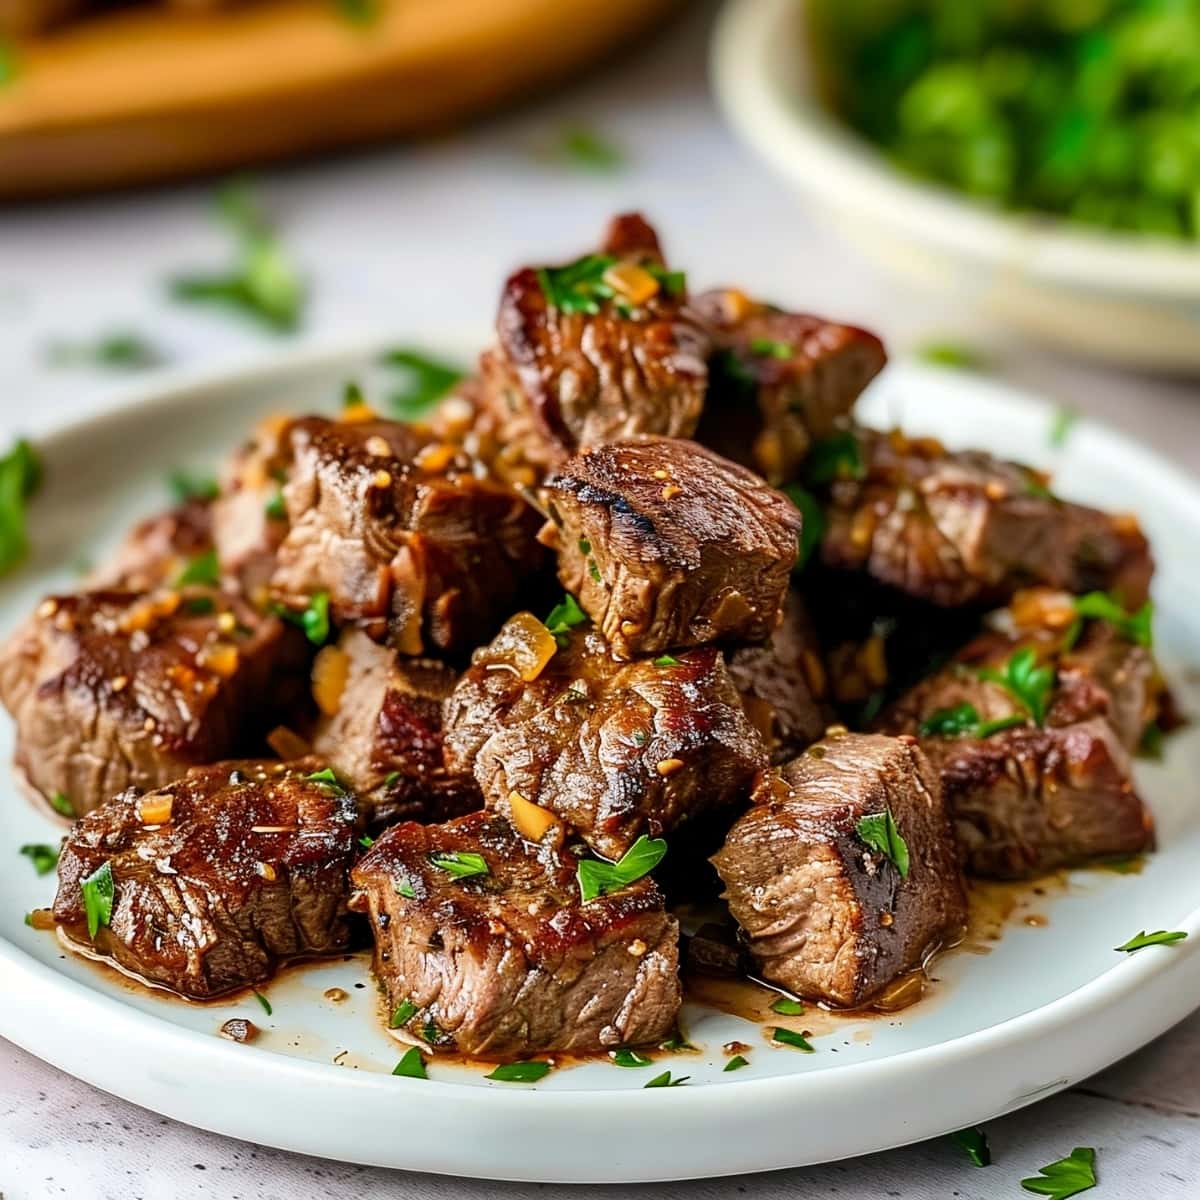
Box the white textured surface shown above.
[1,1,1199,1195]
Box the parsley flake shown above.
[536,254,618,315]
[610,1048,652,1068]
[168,470,219,504]
[1114,930,1187,952]
[358,834,375,850]
[304,767,346,792]
[554,126,625,172]
[644,1070,689,1087]
[392,1046,427,1079]
[20,843,59,876]
[0,438,43,577]
[918,702,1026,740]
[769,996,805,1016]
[652,654,682,667]
[175,549,220,588]
[782,484,825,572]
[47,332,162,370]
[277,592,332,646]
[855,809,910,878]
[1020,1147,1096,1198]
[576,835,667,903]
[389,1000,417,1028]
[723,1054,749,1072]
[916,340,986,370]
[806,431,865,486]
[486,1061,552,1083]
[48,791,74,818]
[80,861,114,939]
[749,337,793,359]
[1049,407,1080,449]
[429,850,489,880]
[1073,592,1153,648]
[950,1126,991,1167]
[395,877,416,900]
[770,1027,815,1052]
[544,593,588,649]
[253,989,272,1016]
[379,349,465,421]
[978,646,1055,726]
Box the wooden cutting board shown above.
[0,0,679,199]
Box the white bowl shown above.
[712,0,1200,371]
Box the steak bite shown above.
[711,733,966,1008]
[443,614,768,860]
[52,758,358,998]
[693,288,887,485]
[820,427,1153,608]
[310,629,481,828]
[878,590,1159,877]
[478,213,711,473]
[539,438,802,660]
[351,810,680,1058]
[726,590,833,764]
[270,416,546,657]
[0,588,308,819]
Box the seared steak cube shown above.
[693,288,886,485]
[351,810,680,1058]
[443,615,767,860]
[0,588,308,819]
[711,733,966,1008]
[726,590,833,763]
[91,497,213,592]
[879,591,1158,877]
[310,629,481,828]
[478,213,711,473]
[539,438,802,659]
[52,758,358,998]
[270,416,546,656]
[820,428,1153,608]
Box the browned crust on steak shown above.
[443,619,767,859]
[540,437,802,659]
[351,811,680,1058]
[53,758,358,998]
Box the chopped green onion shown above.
[19,843,59,876]
[80,861,114,939]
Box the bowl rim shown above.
[711,0,1200,298]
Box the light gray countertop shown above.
[1,4,1198,1196]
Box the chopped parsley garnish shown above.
[429,850,490,880]
[577,538,591,555]
[659,1033,696,1052]
[20,843,59,876]
[49,791,74,818]
[769,996,805,1016]
[80,861,114,939]
[806,431,865,486]
[1073,592,1153,648]
[1023,473,1054,500]
[395,877,416,900]
[1114,929,1187,952]
[644,1070,689,1087]
[1138,721,1164,760]
[610,1048,652,1068]
[587,559,603,584]
[652,654,682,667]
[333,0,379,26]
[0,39,18,85]
[918,702,1026,740]
[277,592,332,646]
[380,349,465,421]
[47,332,162,370]
[771,1027,815,1052]
[544,593,588,649]
[915,340,987,370]
[1049,407,1080,449]
[577,835,667,903]
[0,438,43,577]
[949,1126,991,1167]
[723,1054,749,1072]
[749,337,794,359]
[383,771,401,788]
[1020,1147,1097,1198]
[253,990,273,1016]
[782,484,825,572]
[358,834,375,850]
[392,1046,427,1079]
[978,646,1055,726]
[265,489,287,520]
[304,767,346,792]
[422,1018,440,1045]
[171,182,305,333]
[536,254,618,315]
[647,264,686,297]
[855,809,910,878]
[555,126,625,172]
[485,1061,552,1083]
[389,1000,417,1028]
[169,470,219,503]
[175,549,220,588]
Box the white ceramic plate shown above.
[3,343,1200,1183]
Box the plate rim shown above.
[4,341,1200,1180]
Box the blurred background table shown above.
[1,3,1198,1197]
